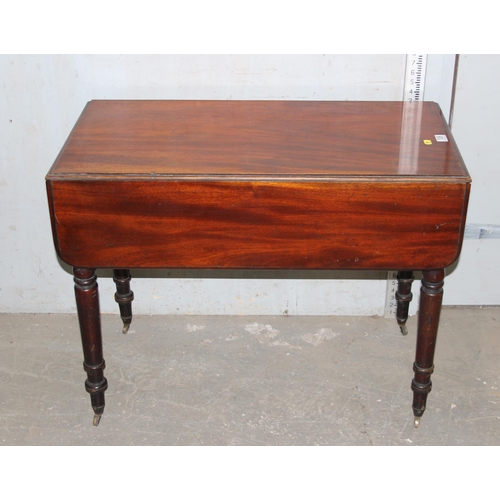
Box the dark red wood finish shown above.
[48,179,468,271]
[112,269,134,334]
[46,100,471,427]
[47,100,468,178]
[73,268,107,426]
[412,269,446,427]
[396,271,415,335]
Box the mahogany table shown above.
[46,100,471,428]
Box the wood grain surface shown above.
[47,100,469,179]
[48,179,469,270]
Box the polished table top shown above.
[49,100,468,179]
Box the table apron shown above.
[47,179,469,270]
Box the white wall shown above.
[1,54,495,315]
[442,54,500,305]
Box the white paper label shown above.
[434,134,448,142]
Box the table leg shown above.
[411,269,444,427]
[73,268,108,426]
[396,271,414,335]
[113,269,134,334]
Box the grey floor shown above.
[1,307,499,445]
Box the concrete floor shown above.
[0,307,498,445]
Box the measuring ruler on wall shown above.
[383,54,428,319]
[403,54,428,102]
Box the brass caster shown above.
[93,414,102,426]
[400,325,408,336]
[414,416,420,428]
[122,322,131,334]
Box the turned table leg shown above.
[411,269,444,427]
[396,271,414,335]
[113,269,134,334]
[73,268,108,426]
